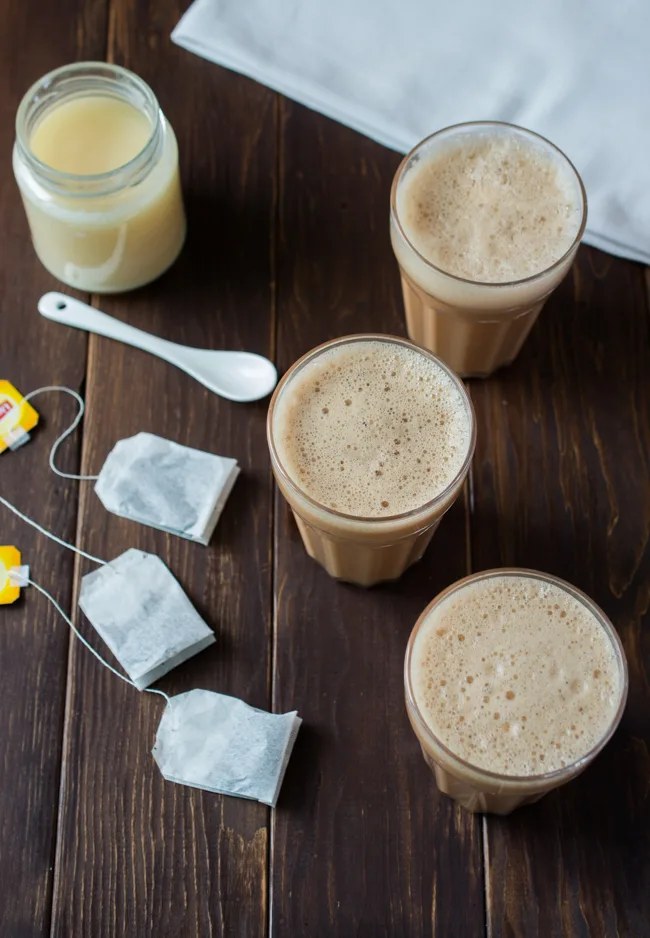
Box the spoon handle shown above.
[38,292,180,363]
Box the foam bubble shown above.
[274,341,471,517]
[400,134,582,283]
[411,575,622,776]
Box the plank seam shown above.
[48,362,94,938]
[466,385,490,938]
[267,90,284,938]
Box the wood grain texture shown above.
[470,247,650,938]
[49,3,277,936]
[0,1,107,935]
[3,0,650,932]
[271,102,485,938]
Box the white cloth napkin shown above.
[173,0,650,264]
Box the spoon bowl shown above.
[177,346,279,403]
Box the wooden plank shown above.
[471,247,650,937]
[271,104,485,937]
[49,3,277,935]
[0,2,107,935]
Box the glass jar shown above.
[13,62,186,293]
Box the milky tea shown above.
[267,335,475,587]
[391,123,586,377]
[405,570,628,813]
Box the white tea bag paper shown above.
[79,549,215,689]
[95,432,239,545]
[152,690,302,806]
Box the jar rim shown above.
[15,61,163,197]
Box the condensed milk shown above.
[14,62,186,293]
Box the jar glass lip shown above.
[15,61,163,196]
[390,120,588,290]
[404,568,629,784]
[266,333,477,525]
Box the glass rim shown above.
[267,333,476,525]
[404,567,629,784]
[390,120,588,290]
[15,61,161,193]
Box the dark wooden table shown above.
[1,2,649,936]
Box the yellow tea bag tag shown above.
[0,546,28,604]
[0,382,39,454]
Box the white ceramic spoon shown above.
[38,292,278,403]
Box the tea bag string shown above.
[0,495,106,567]
[22,386,99,481]
[17,575,169,703]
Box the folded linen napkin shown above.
[173,0,650,264]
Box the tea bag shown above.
[95,432,239,545]
[78,548,215,689]
[1,499,302,804]
[152,690,302,806]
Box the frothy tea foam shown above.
[274,340,471,517]
[412,574,621,776]
[399,133,582,283]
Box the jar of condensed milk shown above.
[13,62,186,293]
